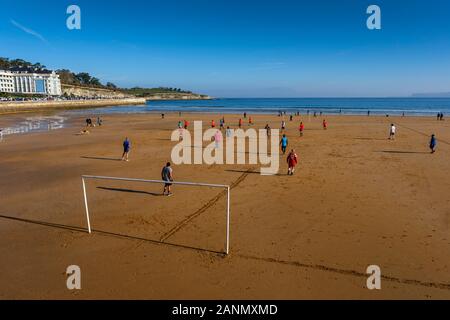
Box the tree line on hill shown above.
[0,57,194,95]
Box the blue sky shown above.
[1,0,450,97]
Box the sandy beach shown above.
[0,111,449,299]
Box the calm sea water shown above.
[67,98,450,116]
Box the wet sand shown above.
[0,112,449,299]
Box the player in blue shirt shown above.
[280,134,288,155]
[430,134,437,154]
[122,137,131,161]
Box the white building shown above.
[0,71,15,93]
[0,70,62,96]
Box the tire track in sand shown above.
[237,254,450,291]
[160,167,255,242]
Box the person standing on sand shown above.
[389,124,396,140]
[219,118,224,130]
[161,162,174,196]
[214,129,222,149]
[287,149,298,176]
[239,118,243,129]
[211,120,216,128]
[430,134,437,154]
[323,119,328,130]
[299,122,304,137]
[161,113,165,119]
[184,120,189,130]
[248,117,253,126]
[280,134,288,155]
[281,120,286,131]
[122,137,131,161]
[226,126,232,138]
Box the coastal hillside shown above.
[0,57,211,100]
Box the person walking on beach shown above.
[244,112,247,119]
[239,118,243,129]
[161,162,174,196]
[299,122,304,137]
[323,119,328,130]
[280,134,288,155]
[440,113,444,121]
[265,124,271,137]
[290,115,293,121]
[219,118,224,130]
[248,117,253,126]
[281,120,286,131]
[389,124,396,140]
[178,120,183,129]
[287,149,298,176]
[184,119,189,130]
[122,137,131,161]
[211,120,216,128]
[161,113,165,119]
[430,134,437,154]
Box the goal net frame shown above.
[81,175,231,255]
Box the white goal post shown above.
[81,175,231,255]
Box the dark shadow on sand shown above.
[81,156,122,161]
[355,137,388,141]
[97,186,162,196]
[0,214,225,256]
[225,169,286,176]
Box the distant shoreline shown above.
[0,98,146,115]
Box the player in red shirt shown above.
[299,122,304,137]
[239,118,243,128]
[211,120,216,128]
[287,149,298,176]
[323,119,328,130]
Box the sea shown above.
[2,98,449,137]
[66,97,450,116]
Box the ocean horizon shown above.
[66,97,450,116]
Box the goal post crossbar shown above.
[81,175,231,255]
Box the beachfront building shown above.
[0,69,62,96]
[0,70,15,93]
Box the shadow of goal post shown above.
[81,175,231,255]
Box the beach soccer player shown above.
[265,124,271,137]
[389,124,396,140]
[226,126,232,138]
[122,137,131,161]
[287,149,298,175]
[249,117,253,126]
[299,122,304,137]
[184,120,189,130]
[239,118,243,128]
[323,119,328,130]
[430,134,437,154]
[211,120,216,128]
[214,129,223,149]
[161,162,174,196]
[280,134,288,154]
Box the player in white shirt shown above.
[389,124,396,140]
